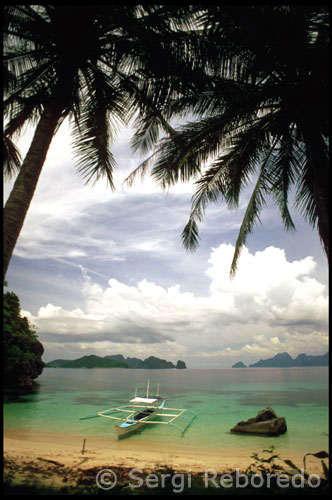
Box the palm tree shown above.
[3,4,198,279]
[127,5,329,276]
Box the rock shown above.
[256,407,278,421]
[230,406,287,436]
[16,339,44,389]
[5,338,44,390]
[176,360,187,369]
[4,288,45,390]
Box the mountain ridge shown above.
[231,352,328,368]
[45,354,187,369]
[250,351,328,367]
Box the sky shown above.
[4,119,329,368]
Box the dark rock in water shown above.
[176,360,187,369]
[230,406,287,436]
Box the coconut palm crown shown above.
[3,4,198,279]
[127,5,329,276]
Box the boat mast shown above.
[156,384,160,397]
[146,379,150,398]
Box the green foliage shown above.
[3,286,43,387]
[4,289,37,364]
[46,355,185,369]
[46,355,129,369]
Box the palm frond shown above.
[117,72,177,154]
[3,135,22,178]
[181,218,201,252]
[130,114,169,155]
[295,169,317,228]
[71,65,129,188]
[71,91,116,188]
[230,136,281,277]
[294,128,329,232]
[172,111,274,255]
[267,130,302,232]
[4,93,48,138]
[124,149,160,188]
[150,115,231,189]
[4,57,56,104]
[230,170,268,278]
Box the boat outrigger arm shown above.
[80,382,197,438]
[80,400,196,436]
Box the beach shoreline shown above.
[4,428,268,473]
[4,427,327,494]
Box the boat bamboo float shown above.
[80,380,197,439]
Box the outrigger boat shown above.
[80,380,196,439]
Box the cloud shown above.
[23,244,328,366]
[7,156,196,269]
[6,113,328,369]
[206,245,327,327]
[199,330,329,363]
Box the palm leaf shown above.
[124,149,160,188]
[71,64,128,188]
[3,135,22,178]
[178,113,274,268]
[230,170,268,277]
[230,136,279,277]
[267,130,301,232]
[72,99,116,188]
[294,159,318,228]
[182,218,201,252]
[151,114,231,189]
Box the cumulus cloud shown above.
[24,244,328,367]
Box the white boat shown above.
[80,380,196,439]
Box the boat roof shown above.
[129,397,158,403]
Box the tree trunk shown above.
[3,102,64,280]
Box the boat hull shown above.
[114,401,164,439]
[115,420,146,438]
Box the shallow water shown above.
[4,367,328,455]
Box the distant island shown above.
[232,361,247,368]
[45,354,187,369]
[232,352,328,368]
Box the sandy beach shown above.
[4,427,327,494]
[4,428,264,472]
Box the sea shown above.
[4,367,329,457]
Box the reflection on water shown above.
[4,382,41,403]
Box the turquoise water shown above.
[4,367,328,455]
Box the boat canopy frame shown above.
[80,402,197,436]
